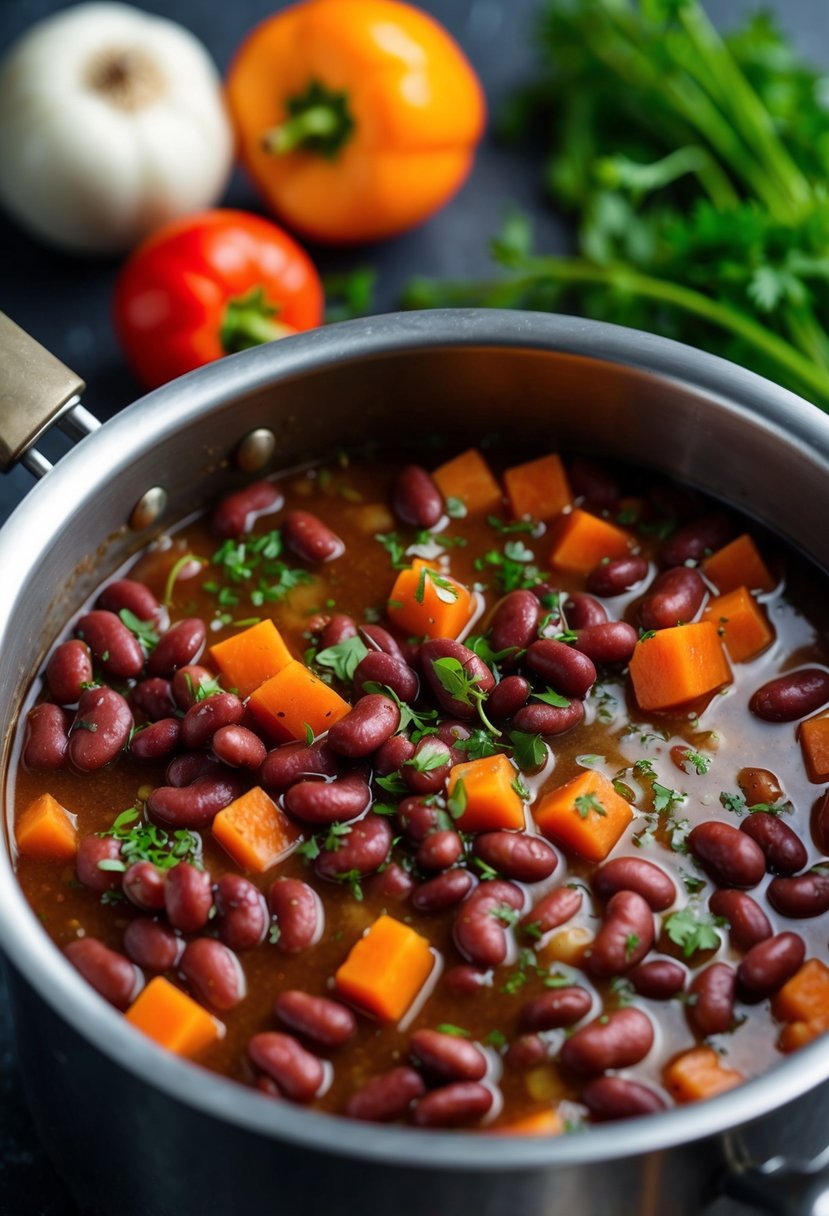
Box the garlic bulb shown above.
[0,3,234,253]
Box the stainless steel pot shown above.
[1,308,829,1216]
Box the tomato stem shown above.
[263,80,354,160]
[220,287,293,355]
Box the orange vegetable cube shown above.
[548,508,632,575]
[492,1109,563,1136]
[629,622,732,711]
[533,770,633,863]
[773,959,829,1024]
[663,1046,743,1104]
[126,977,224,1057]
[432,448,502,515]
[702,533,776,595]
[15,793,77,861]
[210,619,293,698]
[248,659,350,742]
[447,753,526,832]
[702,586,774,663]
[779,1018,829,1053]
[387,559,476,640]
[799,716,829,783]
[213,785,300,873]
[504,454,571,522]
[335,915,434,1022]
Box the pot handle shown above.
[724,1144,829,1215]
[0,311,99,477]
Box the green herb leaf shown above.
[314,635,369,683]
[665,907,724,958]
[405,738,450,773]
[435,1023,471,1038]
[509,730,546,772]
[447,777,468,821]
[532,688,571,708]
[118,609,160,650]
[575,793,606,819]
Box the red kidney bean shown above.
[512,698,584,736]
[689,821,766,888]
[65,938,142,1011]
[164,862,213,933]
[76,834,122,894]
[180,692,244,750]
[470,879,525,910]
[212,724,267,770]
[123,918,181,972]
[248,1033,325,1104]
[505,1034,548,1070]
[148,618,206,677]
[46,640,93,705]
[259,740,341,792]
[275,990,357,1047]
[453,895,509,968]
[561,1008,654,1075]
[574,622,638,666]
[767,870,829,918]
[214,874,268,950]
[582,1077,668,1122]
[413,1082,493,1128]
[402,738,454,796]
[148,773,244,830]
[413,869,475,912]
[489,591,540,657]
[327,695,400,758]
[521,886,583,936]
[688,963,736,1036]
[587,891,654,978]
[586,555,649,598]
[268,878,322,952]
[319,613,357,648]
[444,965,491,997]
[563,593,608,629]
[69,687,132,772]
[129,717,181,761]
[98,578,161,622]
[132,677,175,721]
[521,987,592,1031]
[436,719,473,747]
[165,752,221,788]
[709,889,772,950]
[593,857,676,912]
[212,480,283,538]
[639,567,706,632]
[813,792,829,855]
[410,1029,487,1082]
[23,703,70,770]
[353,651,419,703]
[661,512,734,566]
[284,772,371,825]
[345,1067,425,1122]
[419,638,495,718]
[525,639,597,699]
[373,733,415,776]
[392,465,444,527]
[283,509,344,564]
[740,813,807,876]
[180,938,246,1010]
[395,797,441,844]
[315,814,392,881]
[750,669,829,722]
[487,676,530,721]
[76,610,144,679]
[473,832,558,883]
[364,862,415,902]
[569,457,619,508]
[360,624,405,661]
[629,958,686,1000]
[417,829,463,872]
[738,932,806,998]
[171,665,215,711]
[122,861,166,911]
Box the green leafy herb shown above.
[163,553,206,607]
[296,837,321,861]
[670,818,692,854]
[374,532,407,567]
[268,923,282,945]
[405,739,450,773]
[362,682,440,737]
[483,1028,507,1049]
[608,976,634,1007]
[509,730,546,772]
[680,869,706,895]
[323,267,376,323]
[435,1023,471,1038]
[447,777,468,821]
[188,673,224,703]
[624,933,641,961]
[446,496,467,519]
[665,907,725,958]
[455,728,502,761]
[432,656,500,735]
[375,772,408,797]
[487,515,537,535]
[464,635,519,667]
[532,688,571,708]
[314,635,370,683]
[304,723,315,745]
[677,748,712,775]
[118,609,160,650]
[98,807,201,872]
[575,793,606,819]
[472,856,500,881]
[473,541,546,593]
[334,868,364,901]
[653,782,686,815]
[511,774,531,801]
[576,754,604,769]
[414,566,460,605]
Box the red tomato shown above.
[114,209,324,388]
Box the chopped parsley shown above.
[432,656,499,734]
[98,807,201,872]
[118,609,159,650]
[664,907,724,958]
[314,635,370,683]
[575,793,606,819]
[509,730,547,772]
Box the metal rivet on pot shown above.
[235,428,275,474]
[129,486,167,531]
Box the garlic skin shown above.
[0,3,234,254]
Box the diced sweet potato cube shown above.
[126,977,223,1057]
[773,959,829,1024]
[213,786,300,872]
[504,454,571,522]
[799,716,829,783]
[432,448,502,515]
[702,586,774,663]
[533,770,633,863]
[628,622,732,711]
[210,619,293,698]
[16,792,77,861]
[335,915,434,1022]
[663,1046,743,1104]
[548,508,633,574]
[491,1109,564,1136]
[447,753,526,832]
[248,659,351,742]
[387,559,475,640]
[702,533,776,595]
[778,1018,829,1052]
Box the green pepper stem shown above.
[220,287,292,356]
[265,105,341,155]
[263,80,354,160]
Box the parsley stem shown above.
[473,692,501,738]
[163,553,206,607]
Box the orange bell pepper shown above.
[226,0,486,244]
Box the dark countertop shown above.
[0,0,826,1211]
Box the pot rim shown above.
[3,308,829,1169]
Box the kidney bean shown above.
[738,932,805,999]
[315,814,392,881]
[76,834,122,894]
[319,613,357,648]
[661,512,734,566]
[688,963,736,1036]
[75,610,144,679]
[740,813,807,876]
[180,938,246,1011]
[574,622,638,666]
[122,861,166,911]
[23,703,71,770]
[396,798,442,845]
[284,772,371,825]
[327,695,400,759]
[750,669,829,722]
[413,869,475,913]
[629,958,686,1000]
[410,1029,487,1082]
[345,1067,425,1122]
[639,567,706,632]
[180,693,244,750]
[505,1034,548,1070]
[473,832,558,883]
[275,990,357,1047]
[525,639,596,699]
[419,638,495,718]
[402,738,454,795]
[521,987,592,1031]
[212,724,267,770]
[268,878,322,952]
[364,862,415,902]
[413,1082,493,1128]
[65,938,142,1011]
[767,870,829,918]
[360,624,405,661]
[214,874,268,950]
[132,677,175,721]
[486,676,531,721]
[392,465,444,528]
[211,480,283,538]
[569,457,619,508]
[688,821,766,888]
[248,1032,325,1104]
[453,895,509,968]
[165,752,221,788]
[471,879,525,910]
[373,733,416,776]
[813,792,829,855]
[563,593,608,630]
[582,1077,668,1122]
[561,1008,654,1075]
[521,886,583,936]
[69,687,133,772]
[593,857,676,912]
[46,640,93,705]
[417,830,463,872]
[512,698,584,736]
[444,965,492,997]
[171,665,215,711]
[260,740,341,792]
[149,773,244,830]
[738,767,785,807]
[587,891,654,978]
[129,718,181,761]
[282,509,344,564]
[586,555,649,598]
[352,652,419,704]
[123,918,181,972]
[98,578,161,622]
[709,889,772,950]
[489,591,540,657]
[436,720,473,747]
[164,862,213,933]
[148,619,206,677]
